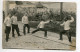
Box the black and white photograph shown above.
[2,0,76,50]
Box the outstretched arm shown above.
[44,20,50,24]
[22,17,24,24]
[70,16,74,22]
[60,22,65,26]
[37,23,40,29]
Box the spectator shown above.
[11,13,21,37]
[4,14,11,42]
[22,14,30,35]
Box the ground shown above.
[2,22,76,50]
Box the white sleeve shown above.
[44,20,50,24]
[26,16,28,22]
[70,17,74,22]
[4,17,7,24]
[37,22,41,28]
[11,17,13,24]
[22,17,24,23]
[60,22,65,26]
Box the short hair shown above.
[14,13,17,16]
[24,13,27,16]
[66,15,71,20]
[7,13,11,15]
[41,19,45,21]
[68,15,71,17]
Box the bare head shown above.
[14,13,17,16]
[41,19,45,21]
[67,15,72,20]
[8,13,11,17]
[68,15,71,17]
[24,13,27,16]
[64,15,71,21]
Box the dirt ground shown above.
[2,22,76,50]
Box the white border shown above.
[0,0,80,52]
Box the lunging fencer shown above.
[31,19,51,37]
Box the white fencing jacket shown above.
[60,17,74,30]
[22,16,29,24]
[4,16,11,27]
[11,16,18,25]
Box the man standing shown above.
[22,14,30,35]
[31,19,51,37]
[4,14,11,42]
[59,15,74,43]
[11,14,21,37]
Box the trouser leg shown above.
[32,28,39,34]
[32,28,47,37]
[69,34,71,42]
[15,25,20,36]
[5,27,7,33]
[6,26,11,42]
[40,28,47,37]
[44,30,47,37]
[67,30,72,42]
[26,24,30,33]
[6,33,8,42]
[60,32,63,40]
[59,30,66,40]
[23,24,26,35]
[12,24,15,37]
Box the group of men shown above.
[4,13,74,43]
[4,13,30,42]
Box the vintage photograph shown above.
[2,0,76,50]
